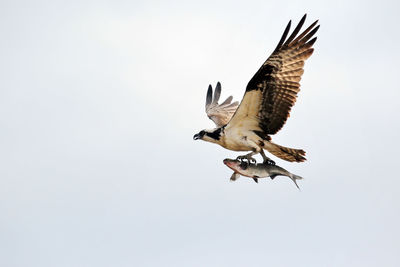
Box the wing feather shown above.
[205,82,239,127]
[212,82,221,104]
[206,85,212,106]
[283,14,306,46]
[220,95,233,105]
[290,20,319,45]
[226,14,319,135]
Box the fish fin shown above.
[230,172,240,182]
[289,174,303,190]
[270,174,278,180]
[253,178,258,183]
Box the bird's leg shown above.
[260,150,275,165]
[236,151,257,164]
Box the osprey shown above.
[194,14,319,164]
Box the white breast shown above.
[220,127,262,152]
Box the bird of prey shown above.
[193,14,319,164]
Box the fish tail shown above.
[263,141,306,162]
[289,173,303,189]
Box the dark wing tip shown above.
[274,19,291,52]
[290,19,319,46]
[301,14,308,23]
[307,36,318,47]
[206,84,213,107]
[301,24,320,44]
[283,15,307,46]
[213,82,221,104]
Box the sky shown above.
[1,0,400,266]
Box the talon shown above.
[236,156,245,161]
[264,159,275,165]
[237,154,257,164]
[244,156,256,164]
[260,150,275,165]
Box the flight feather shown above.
[205,82,239,127]
[227,14,319,136]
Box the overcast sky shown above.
[1,0,400,266]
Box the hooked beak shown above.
[193,134,200,140]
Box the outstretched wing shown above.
[227,14,319,136]
[205,82,239,127]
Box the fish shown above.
[223,158,303,189]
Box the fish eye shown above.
[199,130,205,136]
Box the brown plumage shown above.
[246,14,319,135]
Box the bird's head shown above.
[193,128,223,143]
[193,130,206,140]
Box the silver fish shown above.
[223,158,303,189]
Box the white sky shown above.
[1,0,400,266]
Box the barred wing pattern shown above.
[205,82,239,127]
[227,14,319,136]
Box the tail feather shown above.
[263,142,306,162]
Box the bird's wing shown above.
[226,14,319,137]
[205,82,239,127]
